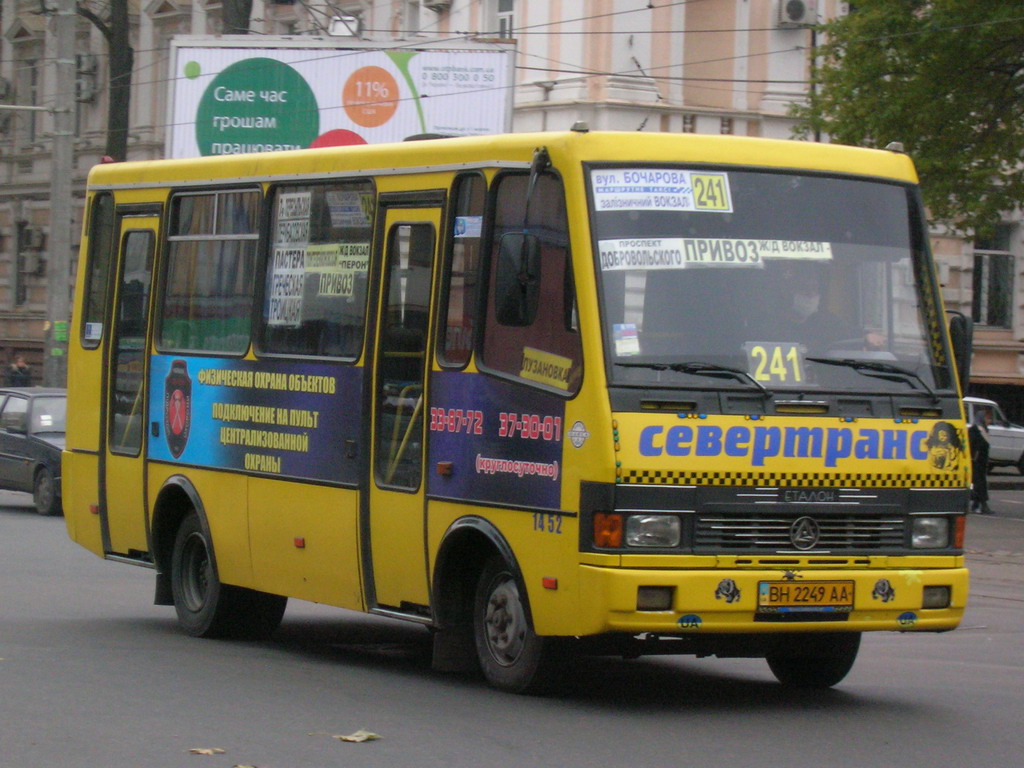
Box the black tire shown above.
[33,466,61,516]
[1016,454,1024,475]
[766,632,861,688]
[472,555,560,694]
[170,513,287,639]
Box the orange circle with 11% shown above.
[343,66,399,128]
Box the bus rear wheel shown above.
[473,555,561,694]
[765,632,861,688]
[170,513,287,639]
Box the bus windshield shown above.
[591,166,953,395]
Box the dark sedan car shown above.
[0,387,66,515]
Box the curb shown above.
[988,474,1024,490]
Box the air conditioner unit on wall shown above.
[328,15,360,36]
[778,0,817,28]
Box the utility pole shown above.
[43,0,76,387]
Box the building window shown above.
[682,114,696,133]
[492,0,514,37]
[17,58,39,147]
[972,224,1014,328]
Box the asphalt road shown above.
[1,490,1022,768]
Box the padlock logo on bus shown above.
[164,359,192,458]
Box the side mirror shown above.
[495,232,541,326]
[947,311,973,394]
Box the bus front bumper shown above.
[575,564,968,635]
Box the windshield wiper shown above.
[805,357,938,401]
[616,361,773,397]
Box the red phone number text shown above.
[498,413,563,441]
[429,407,484,435]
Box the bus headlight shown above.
[625,514,681,548]
[911,517,950,549]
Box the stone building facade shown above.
[0,0,1018,413]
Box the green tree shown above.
[76,0,251,161]
[222,0,253,35]
[792,0,1024,235]
[78,0,132,161]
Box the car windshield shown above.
[590,166,955,396]
[30,396,67,434]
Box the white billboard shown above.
[167,37,516,158]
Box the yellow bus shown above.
[64,128,972,692]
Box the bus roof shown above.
[85,130,920,190]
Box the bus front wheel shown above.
[765,632,861,688]
[473,555,560,694]
[170,513,286,639]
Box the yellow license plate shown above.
[757,580,854,613]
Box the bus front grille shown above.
[694,514,905,552]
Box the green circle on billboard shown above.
[195,57,319,156]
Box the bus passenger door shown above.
[102,214,158,557]
[367,206,440,613]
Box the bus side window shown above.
[109,230,154,455]
[438,173,485,367]
[481,172,582,394]
[158,189,261,354]
[258,180,375,359]
[80,192,116,348]
[375,223,434,488]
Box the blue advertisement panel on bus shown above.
[427,371,565,510]
[148,355,362,485]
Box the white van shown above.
[964,396,1024,473]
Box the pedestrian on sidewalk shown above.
[6,354,31,387]
[969,407,993,514]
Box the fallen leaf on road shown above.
[334,729,381,743]
[188,748,226,755]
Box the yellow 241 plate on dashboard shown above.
[757,580,854,613]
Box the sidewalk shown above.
[986,468,1024,490]
[966,466,1024,601]
[965,513,1024,604]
